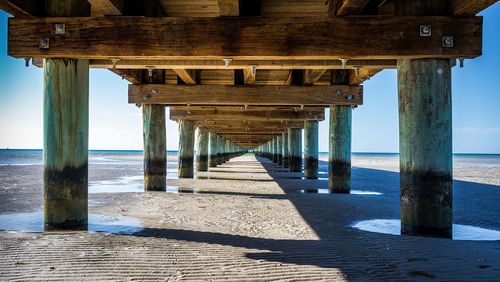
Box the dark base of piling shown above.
[401,224,452,238]
[44,221,88,231]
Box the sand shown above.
[0,154,499,280]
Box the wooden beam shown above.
[197,120,304,128]
[88,0,123,16]
[334,0,370,16]
[216,0,239,16]
[109,68,142,84]
[169,108,325,121]
[88,59,397,70]
[215,129,288,134]
[0,0,39,16]
[129,85,363,106]
[174,69,197,84]
[8,16,483,60]
[303,69,327,85]
[450,0,498,15]
[349,68,383,85]
[244,69,256,85]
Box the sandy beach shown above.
[0,152,499,280]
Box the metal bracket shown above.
[420,25,431,36]
[222,58,232,68]
[55,24,65,35]
[340,58,349,69]
[442,36,454,48]
[353,66,361,76]
[39,38,50,49]
[249,65,257,76]
[111,57,120,70]
[146,66,155,77]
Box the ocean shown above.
[1,149,499,167]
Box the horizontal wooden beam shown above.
[169,105,324,111]
[214,129,288,134]
[170,108,325,121]
[0,0,39,16]
[335,0,370,16]
[130,85,362,106]
[450,0,498,15]
[88,0,123,16]
[8,16,482,60]
[86,59,396,69]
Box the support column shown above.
[288,128,302,172]
[43,0,90,231]
[329,106,351,193]
[142,69,166,191]
[208,132,218,167]
[178,120,195,178]
[304,121,318,179]
[282,132,289,168]
[398,59,452,237]
[196,128,209,171]
[217,136,223,165]
[277,136,283,165]
[397,0,452,238]
[225,139,231,161]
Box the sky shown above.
[0,4,499,153]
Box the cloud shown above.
[454,127,500,134]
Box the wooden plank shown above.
[109,68,142,84]
[8,16,483,60]
[129,84,363,106]
[174,69,197,84]
[335,0,370,15]
[170,108,325,121]
[0,0,39,16]
[450,0,498,15]
[304,69,327,85]
[216,0,239,16]
[349,68,383,85]
[243,69,255,85]
[88,0,123,16]
[88,59,396,69]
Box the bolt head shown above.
[151,88,158,94]
[420,25,431,36]
[346,94,353,100]
[442,36,454,48]
[39,38,50,49]
[142,94,150,100]
[336,89,342,95]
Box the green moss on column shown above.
[288,128,302,172]
[208,132,218,167]
[143,104,166,191]
[178,120,195,178]
[304,121,318,179]
[282,132,289,168]
[277,136,283,165]
[398,59,452,238]
[196,128,209,171]
[329,106,351,193]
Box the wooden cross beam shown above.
[8,16,482,60]
[129,85,362,106]
[169,108,325,121]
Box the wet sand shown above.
[1,154,500,280]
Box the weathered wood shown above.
[216,0,239,16]
[450,0,498,15]
[44,0,90,17]
[0,0,40,16]
[334,0,370,15]
[349,68,383,85]
[129,85,363,106]
[196,127,209,171]
[43,0,90,231]
[170,108,325,121]
[398,59,452,237]
[178,120,195,178]
[288,128,302,172]
[8,16,482,60]
[88,59,397,70]
[304,121,318,179]
[282,132,289,168]
[143,104,166,191]
[208,132,218,167]
[304,69,327,86]
[88,0,123,15]
[329,105,351,193]
[244,69,256,85]
[277,136,283,165]
[174,69,197,84]
[195,120,304,128]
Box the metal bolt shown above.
[346,94,353,100]
[300,105,304,110]
[336,89,342,95]
[151,88,158,94]
[111,57,120,70]
[420,25,431,36]
[442,36,454,48]
[142,94,150,100]
[55,24,65,35]
[39,38,50,49]
[244,104,248,110]
[459,58,464,68]
[135,103,141,108]
[24,58,30,67]
[308,111,312,115]
[353,66,361,76]
[146,66,155,77]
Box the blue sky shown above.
[0,5,499,153]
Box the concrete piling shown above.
[178,120,195,178]
[288,128,302,172]
[304,121,318,179]
[196,128,209,171]
[208,132,218,167]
